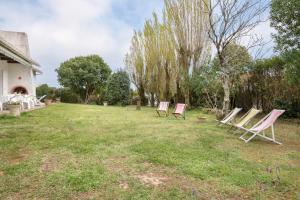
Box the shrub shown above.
[106,71,131,106]
[36,84,57,100]
[274,99,300,118]
[59,88,81,103]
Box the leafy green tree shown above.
[190,64,222,109]
[106,71,131,106]
[270,0,300,85]
[270,0,300,51]
[56,55,111,103]
[205,0,268,113]
[282,50,300,85]
[164,0,210,107]
[212,43,252,105]
[125,31,148,106]
[143,13,178,106]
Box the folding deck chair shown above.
[218,107,242,125]
[156,101,169,117]
[232,108,261,129]
[239,109,285,144]
[35,95,47,106]
[172,103,186,119]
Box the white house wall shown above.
[0,60,8,95]
[7,63,36,95]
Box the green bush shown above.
[274,99,300,118]
[59,88,81,103]
[36,84,57,100]
[106,71,131,106]
[234,56,300,118]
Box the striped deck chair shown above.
[156,101,169,117]
[233,108,261,129]
[239,109,285,144]
[218,108,242,125]
[172,103,186,119]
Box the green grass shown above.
[0,104,299,199]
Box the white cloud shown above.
[0,0,163,86]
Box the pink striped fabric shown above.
[174,103,186,114]
[158,102,169,111]
[250,109,285,132]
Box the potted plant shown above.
[7,101,21,117]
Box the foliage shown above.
[164,0,210,106]
[56,55,111,103]
[235,56,300,117]
[282,50,300,85]
[270,0,300,87]
[274,99,300,118]
[125,32,148,106]
[270,0,300,51]
[106,71,131,106]
[143,14,178,106]
[213,43,252,95]
[59,88,81,104]
[190,64,223,109]
[36,84,57,100]
[205,0,268,113]
[125,0,210,107]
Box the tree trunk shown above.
[185,90,190,108]
[175,77,181,104]
[219,53,230,114]
[85,88,90,104]
[181,54,191,108]
[164,62,170,101]
[222,73,230,114]
[150,92,155,107]
[138,84,147,106]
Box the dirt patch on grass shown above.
[119,181,129,190]
[286,159,300,169]
[6,192,22,200]
[196,117,207,124]
[103,155,131,174]
[6,148,33,165]
[40,156,61,173]
[135,173,168,186]
[103,156,232,198]
[71,192,97,200]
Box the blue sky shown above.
[0,0,273,87]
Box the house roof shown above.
[0,30,42,74]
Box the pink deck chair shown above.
[239,109,285,144]
[156,101,170,117]
[218,108,242,125]
[172,103,186,119]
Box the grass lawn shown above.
[0,104,299,199]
